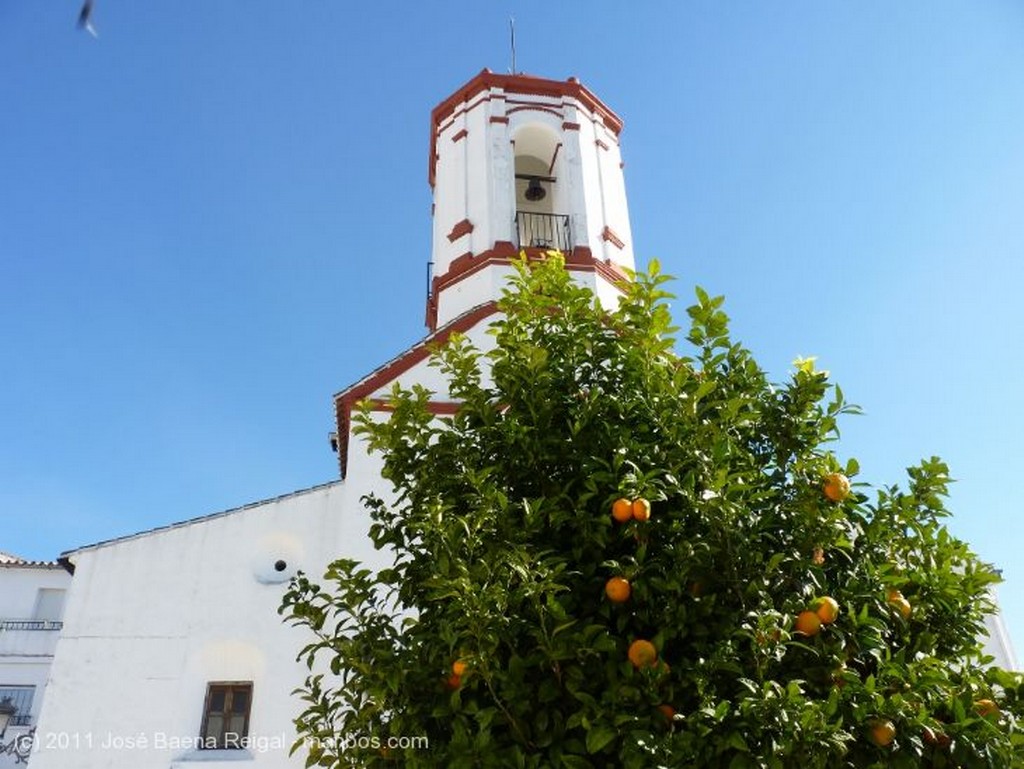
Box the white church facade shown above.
[18,69,1018,768]
[26,70,640,769]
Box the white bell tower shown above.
[426,70,636,329]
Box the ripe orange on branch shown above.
[795,610,822,637]
[868,719,896,747]
[444,673,462,690]
[886,589,912,620]
[628,639,658,668]
[823,472,851,502]
[611,498,633,523]
[975,699,1000,719]
[631,498,652,522]
[814,596,840,624]
[605,577,631,603]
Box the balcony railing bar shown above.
[515,212,571,253]
[0,619,63,631]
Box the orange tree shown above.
[281,255,1023,768]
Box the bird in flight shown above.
[77,0,98,37]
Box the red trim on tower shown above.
[425,245,629,331]
[365,398,462,416]
[506,105,564,120]
[447,219,474,242]
[436,94,494,136]
[562,121,581,131]
[451,128,468,143]
[334,302,500,477]
[430,70,625,186]
[601,226,625,250]
[489,116,510,124]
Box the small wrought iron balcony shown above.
[0,619,62,658]
[515,212,571,252]
[0,620,62,631]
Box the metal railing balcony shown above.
[0,619,63,631]
[0,620,62,658]
[515,212,571,252]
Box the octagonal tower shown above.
[426,70,635,329]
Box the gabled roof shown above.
[57,480,344,572]
[332,301,498,478]
[333,301,498,405]
[0,550,63,569]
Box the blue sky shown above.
[3,2,1023,649]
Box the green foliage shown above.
[281,254,1023,768]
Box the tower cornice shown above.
[428,69,623,187]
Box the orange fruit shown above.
[444,673,462,690]
[611,498,633,523]
[657,704,676,721]
[886,590,912,620]
[605,577,631,603]
[795,610,822,637]
[628,639,658,668]
[975,699,999,719]
[631,498,651,522]
[894,598,911,620]
[814,596,840,625]
[452,660,467,677]
[823,472,851,502]
[868,719,896,747]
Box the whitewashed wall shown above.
[28,478,393,769]
[0,563,70,768]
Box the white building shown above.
[24,69,1019,768]
[0,553,70,767]
[29,70,636,769]
[984,588,1018,670]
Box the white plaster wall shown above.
[468,93,498,257]
[0,565,70,768]
[435,263,627,334]
[595,125,635,269]
[983,588,1019,671]
[574,118,604,257]
[0,567,68,621]
[28,483,389,769]
[487,99,515,250]
[432,89,505,279]
[365,320,497,403]
[432,116,467,276]
[435,266,517,329]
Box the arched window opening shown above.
[513,124,570,251]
